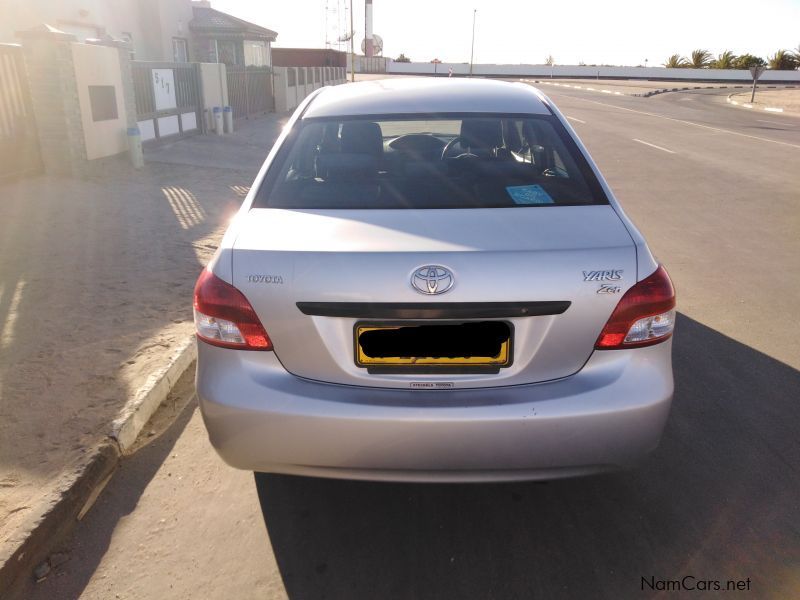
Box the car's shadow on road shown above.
[257,314,800,600]
[17,371,199,600]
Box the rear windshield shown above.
[254,114,608,209]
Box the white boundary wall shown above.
[273,66,346,113]
[386,62,800,82]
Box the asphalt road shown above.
[23,87,800,600]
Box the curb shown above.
[528,79,756,98]
[726,92,786,113]
[0,336,197,598]
[111,336,197,453]
[0,442,119,599]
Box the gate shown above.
[0,44,41,180]
[226,65,273,119]
[131,61,204,142]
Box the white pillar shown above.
[365,0,374,57]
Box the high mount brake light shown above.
[595,265,676,350]
[193,269,272,350]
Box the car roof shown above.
[302,77,553,119]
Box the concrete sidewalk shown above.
[727,88,800,116]
[0,113,287,594]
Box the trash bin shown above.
[127,127,143,169]
[223,106,233,134]
[213,106,223,135]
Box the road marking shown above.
[632,138,676,154]
[764,107,784,113]
[756,118,792,127]
[567,96,800,150]
[566,116,586,124]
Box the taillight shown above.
[595,265,676,350]
[193,269,272,350]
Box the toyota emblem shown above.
[411,265,454,295]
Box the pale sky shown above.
[211,0,800,66]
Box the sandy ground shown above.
[0,114,285,555]
[730,88,800,113]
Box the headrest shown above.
[340,121,383,156]
[460,119,504,150]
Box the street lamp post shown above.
[469,9,476,76]
[349,0,355,82]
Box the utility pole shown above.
[469,9,476,76]
[349,0,355,82]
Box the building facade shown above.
[189,3,277,67]
[0,0,276,66]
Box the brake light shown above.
[193,269,272,350]
[595,265,676,350]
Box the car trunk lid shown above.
[231,206,636,388]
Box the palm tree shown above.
[713,50,737,69]
[732,54,766,69]
[663,54,689,68]
[793,44,800,65]
[689,49,713,68]
[767,49,798,70]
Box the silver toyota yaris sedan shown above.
[194,78,675,482]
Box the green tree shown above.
[712,50,737,69]
[395,53,411,63]
[663,54,689,68]
[545,55,555,66]
[689,49,713,68]
[732,54,766,69]
[767,49,798,70]
[792,44,800,64]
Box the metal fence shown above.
[131,61,203,141]
[0,44,41,180]
[226,65,273,119]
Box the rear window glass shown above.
[254,114,607,209]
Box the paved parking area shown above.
[15,87,800,599]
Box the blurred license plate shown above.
[355,321,512,367]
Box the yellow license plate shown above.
[355,322,512,367]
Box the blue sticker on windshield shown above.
[506,185,554,205]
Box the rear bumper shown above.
[196,340,673,482]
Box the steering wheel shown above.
[441,136,478,161]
